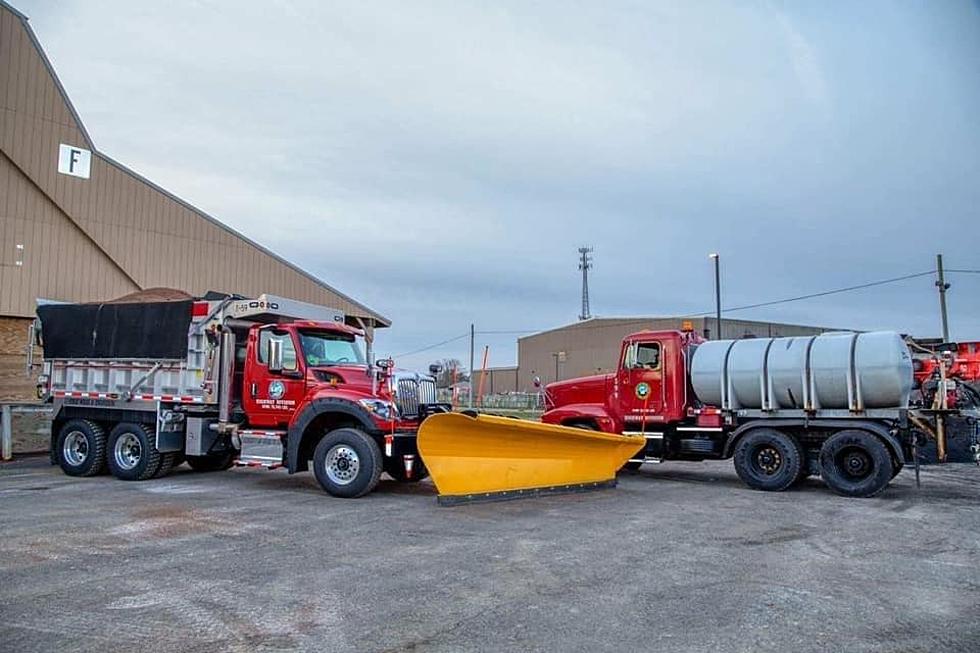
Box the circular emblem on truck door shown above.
[635,382,651,400]
[269,380,285,400]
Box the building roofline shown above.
[518,315,841,340]
[0,0,391,328]
[98,153,391,326]
[3,1,97,148]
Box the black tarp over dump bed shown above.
[37,301,194,359]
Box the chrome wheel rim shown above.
[113,432,142,471]
[325,445,360,485]
[63,431,89,466]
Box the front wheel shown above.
[820,430,893,498]
[313,428,383,498]
[733,428,803,492]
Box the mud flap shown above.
[417,412,645,505]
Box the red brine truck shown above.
[541,329,978,497]
[34,294,448,498]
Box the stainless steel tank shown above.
[690,331,913,412]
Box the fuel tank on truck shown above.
[690,331,913,412]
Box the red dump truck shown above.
[542,329,979,497]
[34,294,448,498]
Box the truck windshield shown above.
[298,331,365,367]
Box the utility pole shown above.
[578,246,593,320]
[709,253,721,339]
[468,323,475,408]
[936,254,950,342]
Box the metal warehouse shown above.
[0,2,387,400]
[476,316,837,397]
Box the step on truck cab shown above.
[35,293,449,497]
[542,328,977,497]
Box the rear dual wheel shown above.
[819,430,893,498]
[55,419,107,477]
[733,428,803,492]
[107,422,162,481]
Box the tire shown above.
[385,458,430,482]
[55,419,107,477]
[733,428,803,492]
[313,428,383,498]
[792,451,814,486]
[185,452,235,472]
[106,422,161,481]
[820,430,894,498]
[891,455,905,479]
[153,452,178,479]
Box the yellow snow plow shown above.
[417,412,645,505]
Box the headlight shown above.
[359,399,398,421]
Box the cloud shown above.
[17,0,980,369]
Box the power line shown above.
[699,270,937,316]
[394,333,469,358]
[947,269,980,274]
[393,268,944,358]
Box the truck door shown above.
[242,327,306,428]
[617,339,664,426]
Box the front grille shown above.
[419,378,437,405]
[396,377,438,418]
[397,379,421,417]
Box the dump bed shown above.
[38,300,211,405]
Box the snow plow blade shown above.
[417,412,645,505]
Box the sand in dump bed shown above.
[103,288,193,303]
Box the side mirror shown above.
[267,338,283,374]
[533,376,541,388]
[376,358,393,371]
[429,363,443,376]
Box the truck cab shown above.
[542,330,701,434]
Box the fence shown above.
[436,389,544,412]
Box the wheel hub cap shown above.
[756,446,782,475]
[842,451,871,477]
[62,431,89,466]
[113,432,142,471]
[325,445,360,485]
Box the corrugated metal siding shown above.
[472,366,520,397]
[0,4,387,326]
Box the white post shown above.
[1,404,12,461]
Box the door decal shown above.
[635,382,651,400]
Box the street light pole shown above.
[709,253,721,340]
[936,253,950,342]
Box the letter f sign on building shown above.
[58,143,91,179]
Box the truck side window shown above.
[627,342,660,370]
[258,330,299,371]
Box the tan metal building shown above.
[0,1,388,399]
[477,316,837,397]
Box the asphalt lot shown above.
[0,456,977,653]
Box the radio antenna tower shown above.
[578,246,593,320]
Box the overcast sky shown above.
[17,0,980,369]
